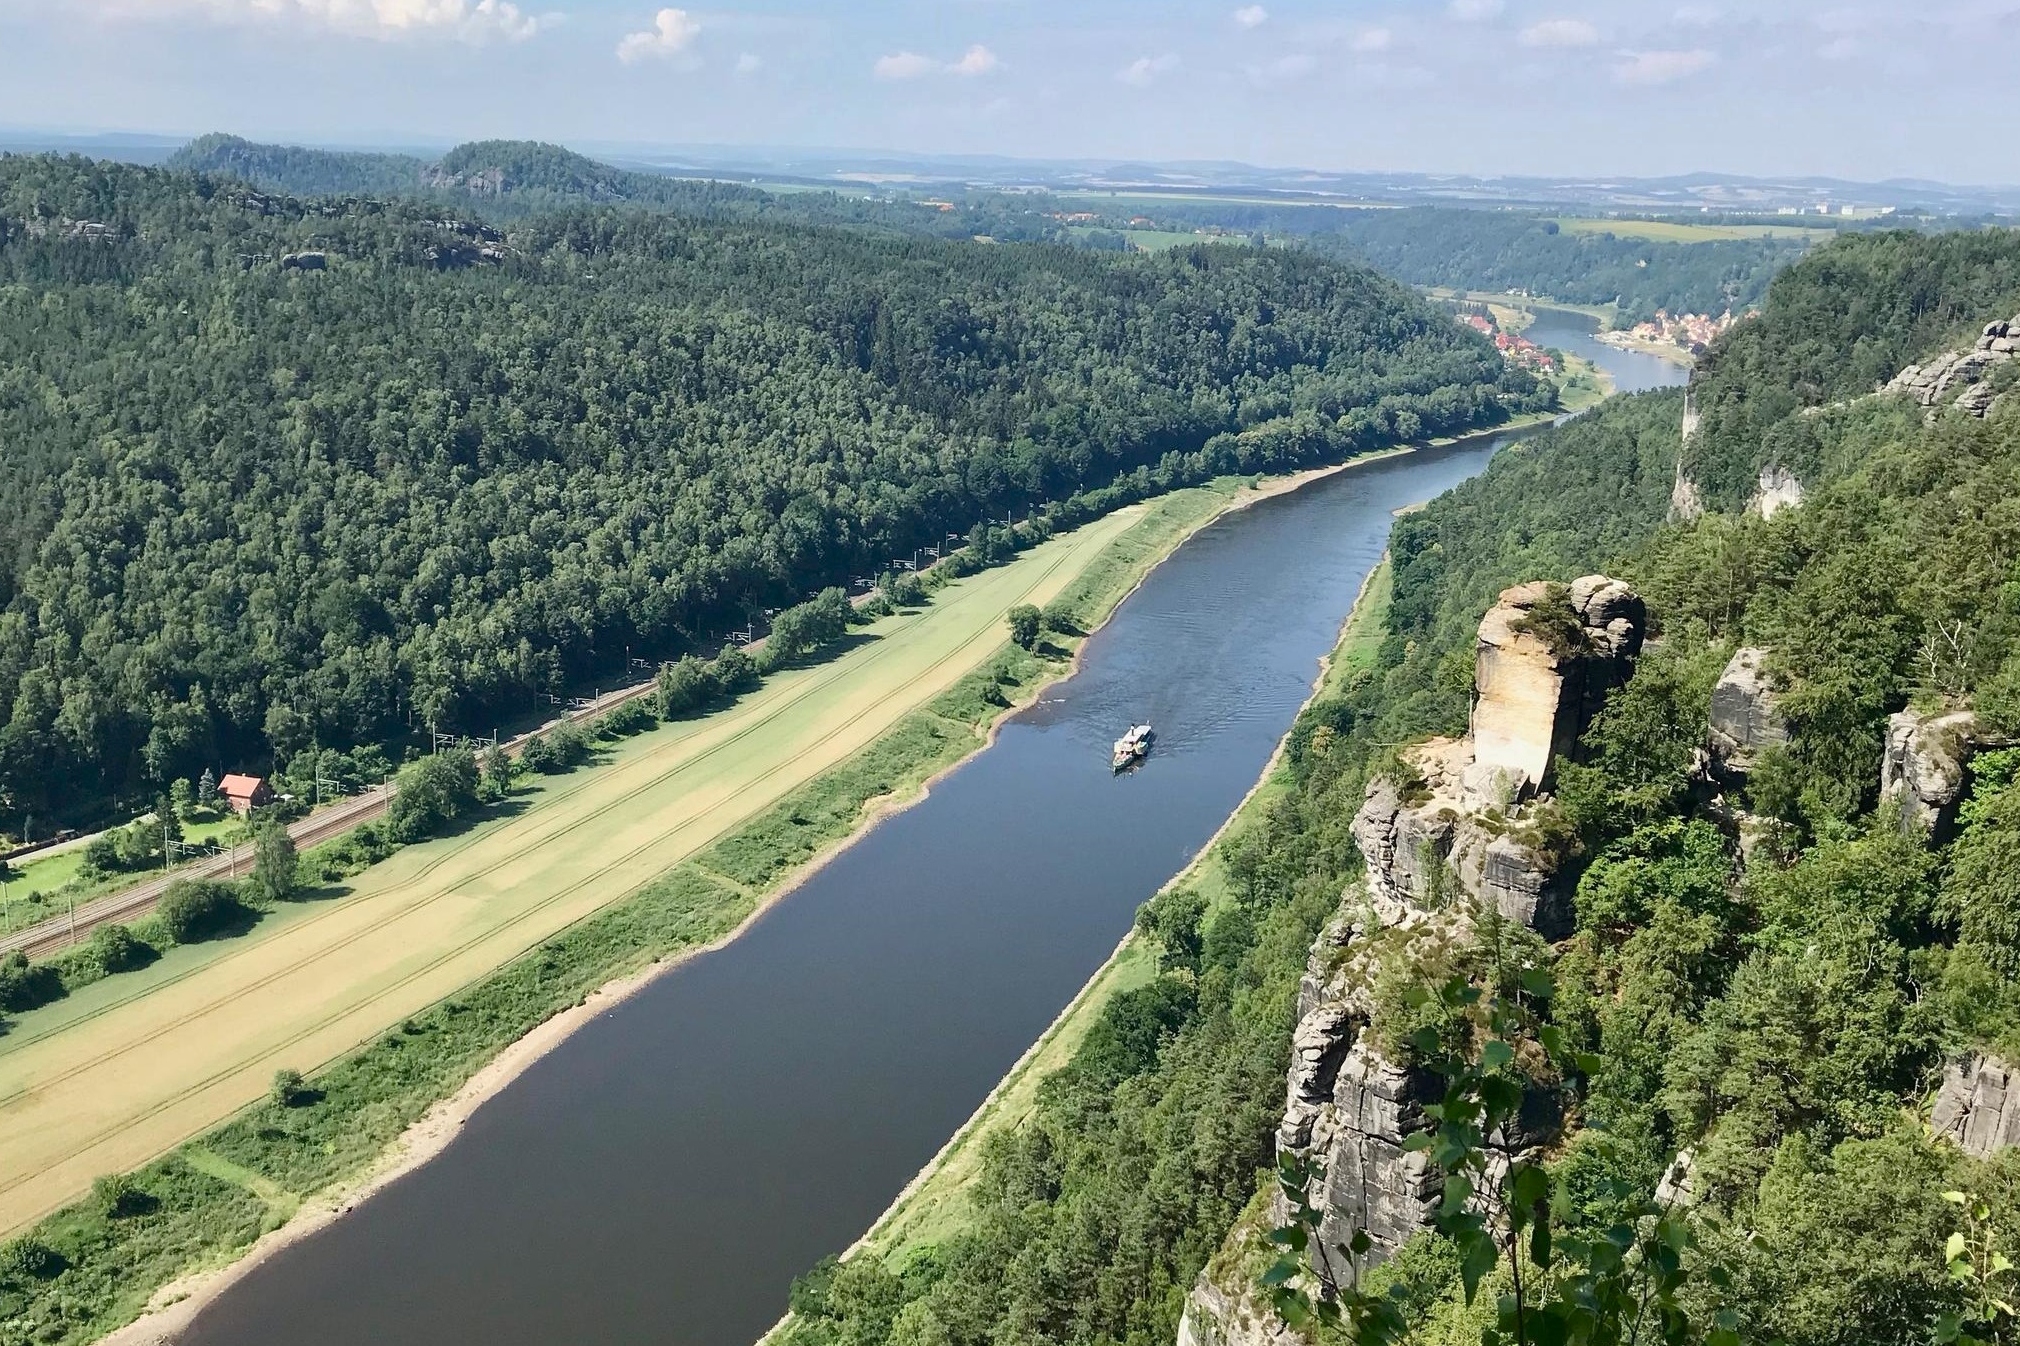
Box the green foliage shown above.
[90,1174,147,1221]
[595,699,657,740]
[249,822,298,905]
[0,152,1525,833]
[84,923,147,976]
[384,749,480,841]
[519,723,590,776]
[1939,1189,2020,1346]
[759,589,854,673]
[0,948,61,1013]
[1946,781,2020,977]
[154,879,246,945]
[1005,604,1041,650]
[270,1068,308,1108]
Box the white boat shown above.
[1111,723,1154,771]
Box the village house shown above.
[218,773,273,816]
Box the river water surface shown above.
[184,336,1682,1346]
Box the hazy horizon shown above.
[0,1,2015,187]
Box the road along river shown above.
[182,342,1682,1346]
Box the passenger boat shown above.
[1111,723,1154,771]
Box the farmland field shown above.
[0,506,1143,1238]
[1551,216,1838,243]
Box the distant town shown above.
[1600,308,1740,357]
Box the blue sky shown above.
[0,0,2014,183]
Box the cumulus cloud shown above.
[1233,5,1268,27]
[616,7,699,63]
[1117,53,1180,86]
[1448,0,1504,19]
[948,43,999,75]
[874,43,999,79]
[1350,26,1392,52]
[82,0,544,40]
[1520,18,1599,46]
[1613,47,1714,84]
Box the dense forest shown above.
[781,226,2020,1346]
[0,153,1541,834]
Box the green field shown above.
[1551,216,1836,244]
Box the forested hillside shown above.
[165,134,1063,241]
[778,226,2020,1346]
[0,154,1538,833]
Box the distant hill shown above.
[164,134,1063,241]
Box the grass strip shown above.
[0,473,1259,1346]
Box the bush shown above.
[80,829,121,877]
[757,588,852,672]
[0,1237,62,1282]
[155,879,246,945]
[0,949,61,1013]
[92,1173,148,1219]
[385,748,480,840]
[520,723,590,776]
[712,646,760,697]
[883,571,926,607]
[86,923,147,975]
[271,1067,308,1108]
[656,655,719,718]
[1040,599,1080,636]
[597,699,656,739]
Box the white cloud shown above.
[615,7,698,63]
[81,0,544,40]
[873,49,937,79]
[1233,5,1268,27]
[1520,18,1599,47]
[1613,47,1714,84]
[1350,26,1392,52]
[948,43,999,76]
[1448,0,1504,19]
[874,44,1000,79]
[1117,53,1180,86]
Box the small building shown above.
[219,773,273,816]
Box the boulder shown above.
[1881,707,1982,836]
[279,250,327,271]
[1932,1054,2020,1157]
[1885,313,2020,418]
[1707,647,1786,777]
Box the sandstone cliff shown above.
[1183,579,1643,1346]
[1886,315,2020,419]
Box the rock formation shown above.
[1749,464,1805,519]
[1886,315,2020,419]
[1184,576,1645,1346]
[1707,647,1786,780]
[1352,576,1643,937]
[1933,1054,2020,1157]
[1881,707,1984,836]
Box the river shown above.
[181,344,1683,1346]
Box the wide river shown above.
[184,318,1681,1346]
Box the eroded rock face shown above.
[1751,464,1804,519]
[1933,1054,2020,1157]
[1886,315,2020,419]
[1468,577,1645,805]
[1881,708,1982,836]
[1707,647,1786,778]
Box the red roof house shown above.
[219,773,273,815]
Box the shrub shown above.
[656,655,719,718]
[0,1238,62,1282]
[1007,604,1042,650]
[80,830,121,877]
[86,923,147,975]
[385,748,480,839]
[521,723,590,776]
[712,646,760,697]
[883,571,926,607]
[155,879,246,945]
[0,949,62,1013]
[758,588,852,672]
[271,1067,308,1108]
[92,1173,148,1219]
[597,699,656,739]
[1040,599,1080,636]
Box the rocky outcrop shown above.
[1352,577,1643,938]
[1933,1054,2020,1157]
[1707,647,1786,779]
[1881,707,1984,836]
[1750,464,1804,519]
[280,250,327,271]
[1886,316,2020,419]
